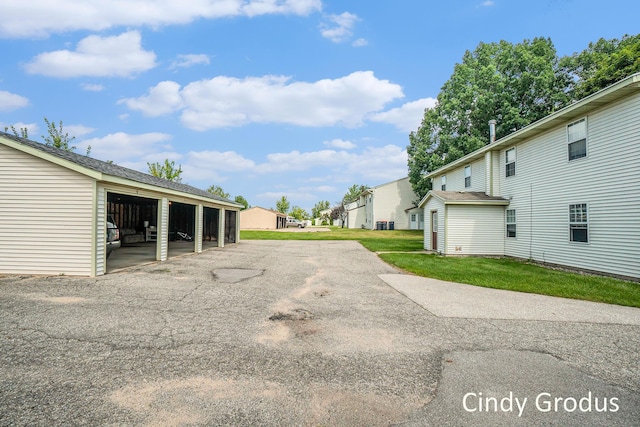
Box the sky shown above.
[1,0,638,214]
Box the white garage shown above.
[0,132,241,276]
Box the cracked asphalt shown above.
[0,240,639,426]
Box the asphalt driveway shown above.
[1,240,639,426]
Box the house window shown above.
[568,118,587,161]
[464,165,471,188]
[506,209,516,238]
[569,203,588,243]
[441,175,446,191]
[505,148,516,177]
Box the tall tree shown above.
[207,185,230,199]
[560,34,640,101]
[311,200,330,219]
[42,117,76,151]
[407,38,569,199]
[275,196,290,214]
[342,184,368,204]
[147,159,183,182]
[234,195,250,210]
[289,206,309,220]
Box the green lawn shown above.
[240,227,424,252]
[241,226,640,308]
[379,253,640,308]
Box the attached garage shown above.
[0,132,241,276]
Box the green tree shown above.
[234,195,250,210]
[311,200,330,219]
[343,184,368,204]
[289,206,309,220]
[42,117,76,151]
[207,185,230,199]
[275,196,290,214]
[4,125,28,138]
[147,159,183,182]
[407,38,569,199]
[560,34,640,101]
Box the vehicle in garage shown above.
[106,215,121,258]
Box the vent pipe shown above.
[489,119,496,143]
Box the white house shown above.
[347,177,422,230]
[419,72,640,280]
[0,133,242,277]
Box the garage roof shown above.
[1,133,242,207]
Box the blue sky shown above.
[1,0,638,213]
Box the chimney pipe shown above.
[489,119,496,143]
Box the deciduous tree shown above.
[275,196,290,214]
[147,159,183,182]
[207,185,230,199]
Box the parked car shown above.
[106,215,121,258]
[286,219,306,228]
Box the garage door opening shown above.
[106,193,158,272]
[203,207,219,249]
[225,210,237,244]
[168,201,196,258]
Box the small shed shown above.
[0,132,242,276]
[240,206,287,230]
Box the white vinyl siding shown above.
[0,144,95,275]
[95,185,106,276]
[446,205,505,255]
[502,93,640,279]
[369,177,416,230]
[443,158,486,193]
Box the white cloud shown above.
[369,97,437,132]
[345,144,408,182]
[1,122,38,135]
[119,81,183,116]
[81,83,104,92]
[66,125,96,137]
[0,90,29,111]
[121,71,404,130]
[76,132,172,163]
[352,38,368,47]
[0,0,323,38]
[320,12,359,43]
[170,54,210,69]
[25,31,156,78]
[323,138,356,149]
[481,1,495,6]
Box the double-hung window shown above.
[505,148,516,177]
[441,175,446,191]
[506,209,516,238]
[568,118,587,161]
[464,165,471,188]
[569,203,588,243]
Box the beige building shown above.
[240,206,287,230]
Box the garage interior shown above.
[106,193,235,273]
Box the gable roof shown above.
[419,191,509,208]
[241,206,287,217]
[0,132,242,207]
[426,72,640,178]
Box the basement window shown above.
[569,203,588,243]
[568,118,587,161]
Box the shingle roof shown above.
[429,191,508,202]
[1,131,241,206]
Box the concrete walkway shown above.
[379,274,640,325]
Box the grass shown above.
[241,226,640,308]
[379,253,640,308]
[240,227,424,252]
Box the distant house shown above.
[240,206,287,230]
[346,177,421,230]
[419,72,640,280]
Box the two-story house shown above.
[347,177,421,230]
[418,73,640,280]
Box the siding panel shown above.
[0,144,94,275]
